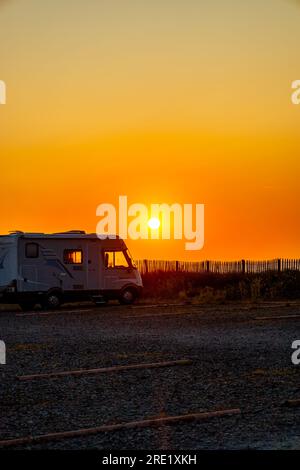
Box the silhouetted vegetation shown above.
[141,270,300,303]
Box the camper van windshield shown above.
[125,249,136,268]
[104,250,129,269]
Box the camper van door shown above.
[87,240,102,290]
[102,249,135,291]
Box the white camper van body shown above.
[0,231,143,309]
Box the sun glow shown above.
[147,217,160,230]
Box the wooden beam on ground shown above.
[125,312,194,319]
[283,399,300,408]
[254,315,300,321]
[131,303,186,309]
[0,408,241,448]
[16,309,92,317]
[17,359,192,381]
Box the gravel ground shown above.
[0,301,300,450]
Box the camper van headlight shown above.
[6,286,16,293]
[6,280,16,293]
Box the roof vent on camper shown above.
[54,230,86,234]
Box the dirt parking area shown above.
[0,301,299,449]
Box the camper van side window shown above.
[63,249,83,264]
[25,243,39,258]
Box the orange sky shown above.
[1,0,300,261]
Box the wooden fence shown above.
[136,258,300,275]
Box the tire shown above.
[119,287,137,305]
[42,292,61,310]
[19,302,36,312]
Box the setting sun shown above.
[147,217,160,230]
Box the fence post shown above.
[175,260,179,272]
[144,259,148,274]
[277,258,281,273]
[241,259,246,274]
[206,260,210,273]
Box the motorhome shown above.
[0,231,143,310]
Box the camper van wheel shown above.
[19,302,36,312]
[119,287,137,305]
[42,292,61,310]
